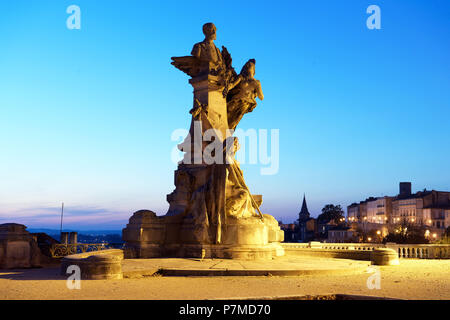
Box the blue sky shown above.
[0,0,449,230]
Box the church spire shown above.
[298,194,310,222]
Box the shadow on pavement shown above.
[0,267,65,280]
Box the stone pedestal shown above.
[123,210,285,260]
[371,248,400,266]
[69,232,78,244]
[61,249,123,280]
[60,232,69,244]
[179,75,231,166]
[0,223,41,269]
[189,74,229,139]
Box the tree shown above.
[383,222,429,244]
[317,204,345,225]
[435,227,450,244]
[354,227,383,243]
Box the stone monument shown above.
[123,23,284,260]
[0,223,41,269]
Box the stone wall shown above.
[0,223,41,269]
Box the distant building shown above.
[359,201,368,221]
[297,194,317,242]
[279,223,298,242]
[347,182,450,231]
[318,220,337,240]
[366,196,393,224]
[348,198,372,223]
[392,187,450,229]
[298,194,310,222]
[347,203,360,222]
[327,226,355,243]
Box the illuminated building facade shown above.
[347,182,450,230]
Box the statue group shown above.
[123,23,284,259]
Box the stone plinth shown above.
[60,232,69,244]
[371,248,400,266]
[123,210,285,260]
[189,74,229,140]
[0,223,41,269]
[69,232,78,244]
[61,249,124,280]
[179,75,231,166]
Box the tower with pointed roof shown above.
[297,194,317,242]
[298,194,311,223]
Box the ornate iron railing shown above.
[49,243,121,258]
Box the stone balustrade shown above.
[282,242,374,262]
[282,242,450,259]
[319,243,384,251]
[384,244,450,259]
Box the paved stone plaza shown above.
[0,258,449,300]
[121,256,370,277]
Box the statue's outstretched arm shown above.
[256,80,264,100]
[228,75,242,91]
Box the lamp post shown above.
[59,202,64,235]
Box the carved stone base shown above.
[61,249,124,280]
[122,210,285,260]
[124,243,285,260]
[129,243,284,260]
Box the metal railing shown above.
[49,243,123,258]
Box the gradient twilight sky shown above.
[1,1,449,230]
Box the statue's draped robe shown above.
[190,164,227,244]
[190,158,259,245]
[227,79,258,130]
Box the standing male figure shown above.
[191,23,225,74]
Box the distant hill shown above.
[27,228,122,236]
[27,228,123,244]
